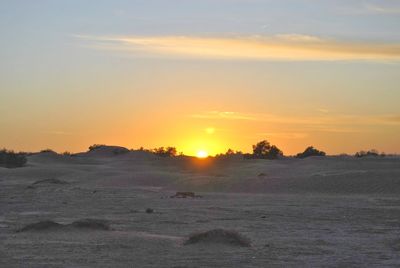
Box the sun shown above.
[196,150,209,158]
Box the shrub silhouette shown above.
[215,149,243,158]
[296,146,326,158]
[251,140,283,159]
[88,144,106,151]
[152,146,177,157]
[355,150,383,158]
[0,149,27,168]
[40,149,56,153]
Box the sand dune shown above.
[1,150,400,267]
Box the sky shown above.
[1,0,400,156]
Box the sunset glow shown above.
[196,150,209,158]
[1,1,399,155]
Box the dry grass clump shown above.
[184,229,251,247]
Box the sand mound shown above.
[16,220,63,232]
[184,229,251,247]
[16,219,111,232]
[70,219,111,230]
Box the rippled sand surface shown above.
[1,152,399,267]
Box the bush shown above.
[215,149,243,158]
[152,146,177,157]
[355,150,384,158]
[88,144,106,151]
[0,149,27,168]
[40,149,56,153]
[296,146,326,158]
[251,140,283,159]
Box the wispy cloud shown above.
[342,3,400,15]
[365,4,400,15]
[76,34,400,62]
[41,131,74,136]
[191,111,400,129]
[191,111,260,121]
[257,132,309,139]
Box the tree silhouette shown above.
[252,140,283,159]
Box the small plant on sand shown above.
[0,149,27,168]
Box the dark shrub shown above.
[355,150,382,158]
[251,140,283,159]
[215,149,243,158]
[296,146,326,158]
[88,144,106,151]
[40,149,56,153]
[0,149,27,168]
[152,146,177,157]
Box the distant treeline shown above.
[0,149,27,168]
[0,141,390,169]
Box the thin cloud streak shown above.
[76,34,400,61]
[365,4,400,15]
[191,111,400,127]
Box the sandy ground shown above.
[1,151,400,267]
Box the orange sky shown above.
[1,1,400,156]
